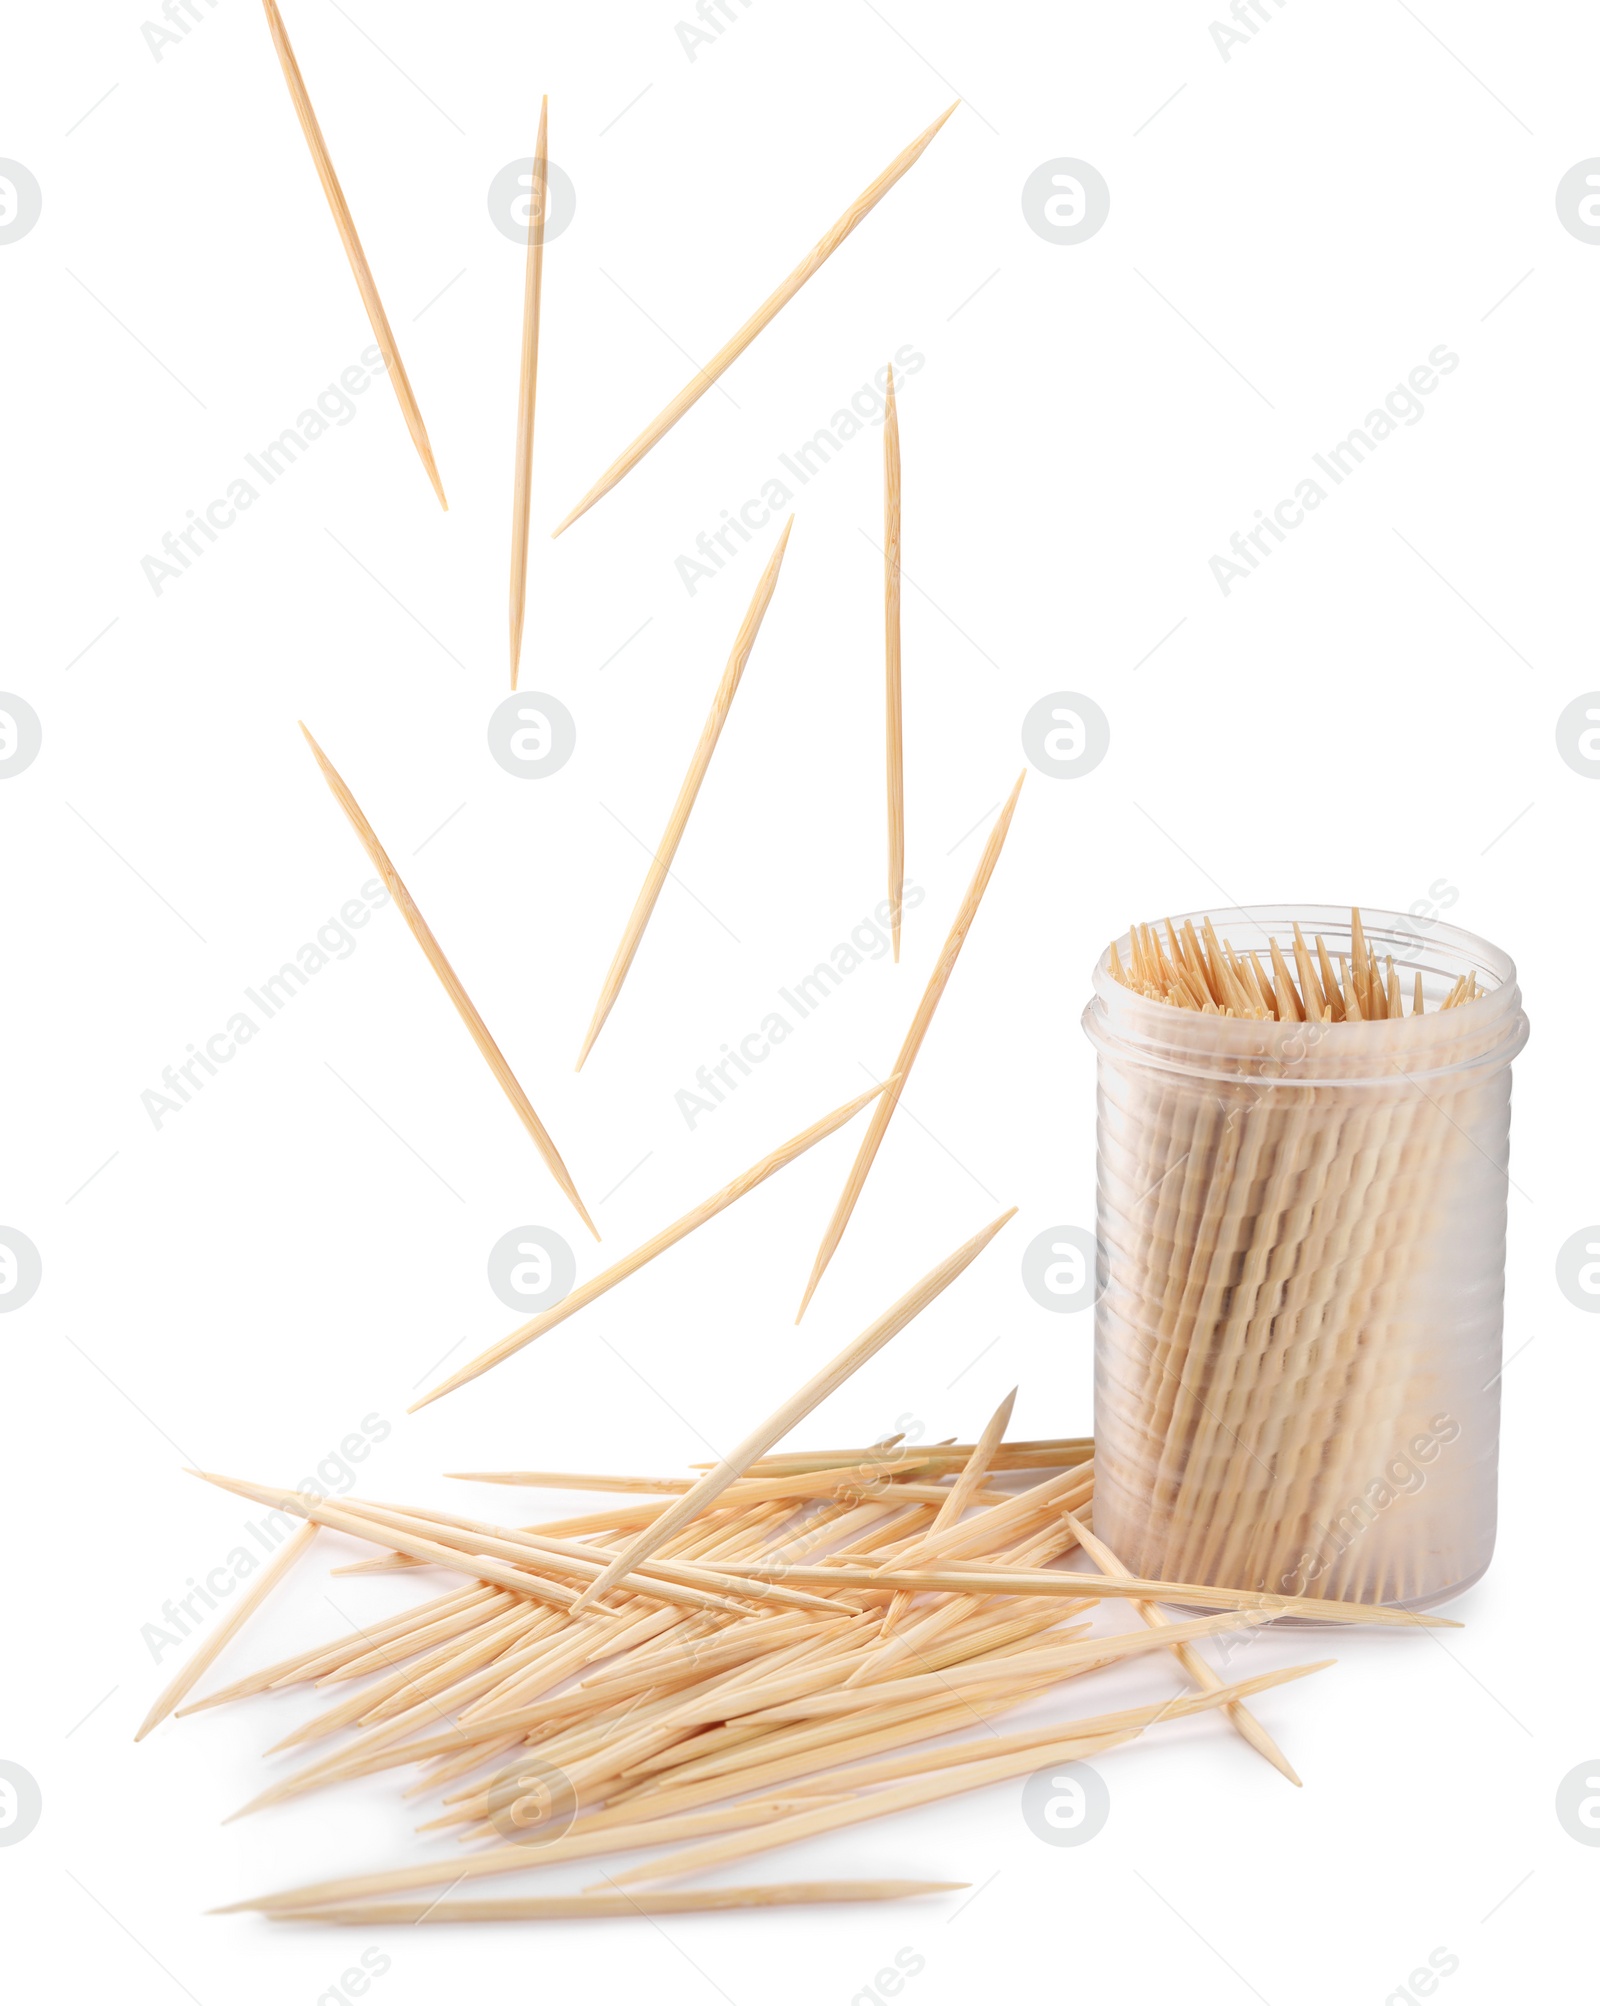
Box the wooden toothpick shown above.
[224,1666,1320,1917]
[135,1522,318,1741]
[264,1880,967,1924]
[605,1728,1136,1887]
[796,772,1025,1319]
[711,1561,1458,1626]
[552,107,957,534]
[259,0,446,507]
[1060,1508,1300,1785]
[732,1439,1091,1475]
[871,1384,1012,1644]
[566,1209,1016,1613]
[508,95,549,688]
[576,519,794,1068]
[883,362,905,962]
[412,1076,893,1409]
[187,1472,579,1610]
[299,725,597,1237]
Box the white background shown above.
[3,1,1595,1999]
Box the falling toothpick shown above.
[567,1209,1016,1614]
[883,361,904,962]
[796,772,1025,1319]
[259,0,446,507]
[413,1076,893,1410]
[508,96,549,688]
[576,519,794,1068]
[299,725,597,1237]
[552,106,957,534]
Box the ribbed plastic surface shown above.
[1083,907,1527,1612]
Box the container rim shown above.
[1082,903,1528,1089]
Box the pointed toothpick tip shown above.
[914,101,961,147]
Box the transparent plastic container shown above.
[1082,906,1528,1612]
